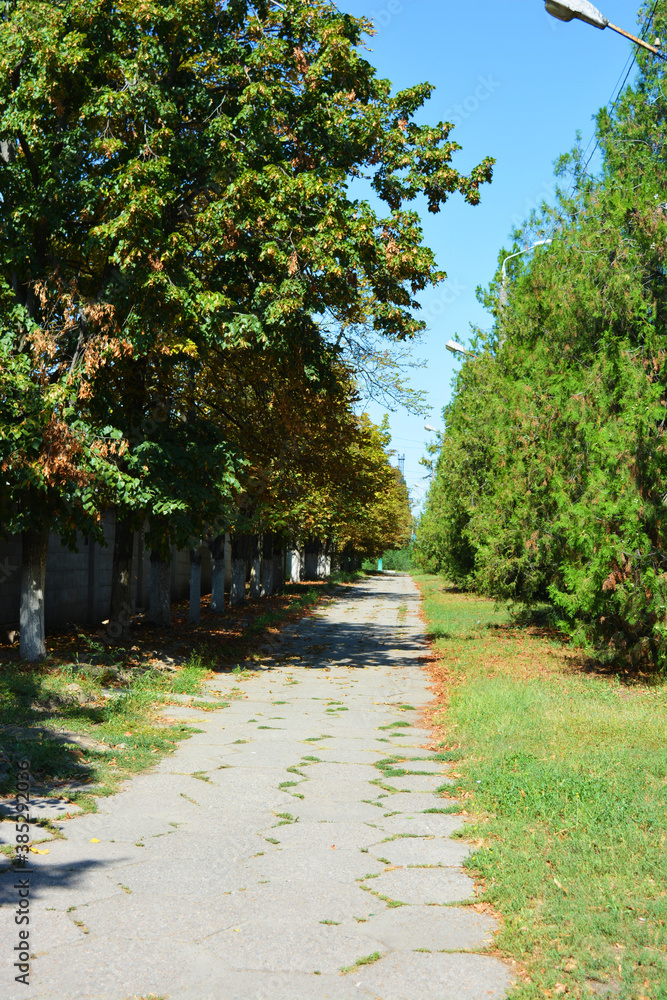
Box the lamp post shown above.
[545,1,662,56]
[499,240,552,307]
[424,425,441,482]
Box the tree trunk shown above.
[108,513,134,643]
[304,537,319,580]
[261,532,274,596]
[230,534,249,606]
[149,551,171,627]
[289,546,301,583]
[224,532,232,588]
[274,540,285,593]
[19,530,49,662]
[208,534,225,613]
[317,539,331,579]
[189,546,202,623]
[250,534,262,599]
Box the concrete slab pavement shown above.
[1,574,512,1000]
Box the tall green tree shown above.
[1,0,493,657]
[418,0,667,669]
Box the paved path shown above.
[1,574,512,999]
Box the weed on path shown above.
[0,583,326,836]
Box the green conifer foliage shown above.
[418,1,667,669]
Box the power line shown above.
[574,1,659,187]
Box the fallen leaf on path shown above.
[90,838,100,843]
[29,847,50,854]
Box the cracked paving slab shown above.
[0,573,512,1000]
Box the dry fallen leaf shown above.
[29,847,50,855]
[90,838,100,843]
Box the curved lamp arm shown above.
[499,240,552,307]
[545,1,663,55]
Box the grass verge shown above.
[415,573,667,1000]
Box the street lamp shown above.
[499,240,552,307]
[545,1,662,56]
[445,339,472,357]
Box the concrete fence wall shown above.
[0,522,333,631]
[0,512,213,630]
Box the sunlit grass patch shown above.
[414,573,667,999]
[0,653,214,813]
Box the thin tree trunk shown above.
[19,529,49,662]
[274,540,285,593]
[261,532,274,596]
[108,513,134,643]
[230,534,248,606]
[225,532,232,589]
[289,545,301,583]
[305,537,319,580]
[317,539,331,579]
[208,534,225,612]
[250,534,262,599]
[189,546,202,623]
[149,551,171,627]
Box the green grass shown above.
[330,569,367,584]
[415,573,667,1000]
[0,654,215,819]
[0,586,326,843]
[340,951,382,973]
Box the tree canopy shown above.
[0,0,493,657]
[417,0,667,670]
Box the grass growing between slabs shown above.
[0,583,326,851]
[414,573,667,1000]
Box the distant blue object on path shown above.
[378,558,383,571]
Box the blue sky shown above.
[343,0,650,509]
